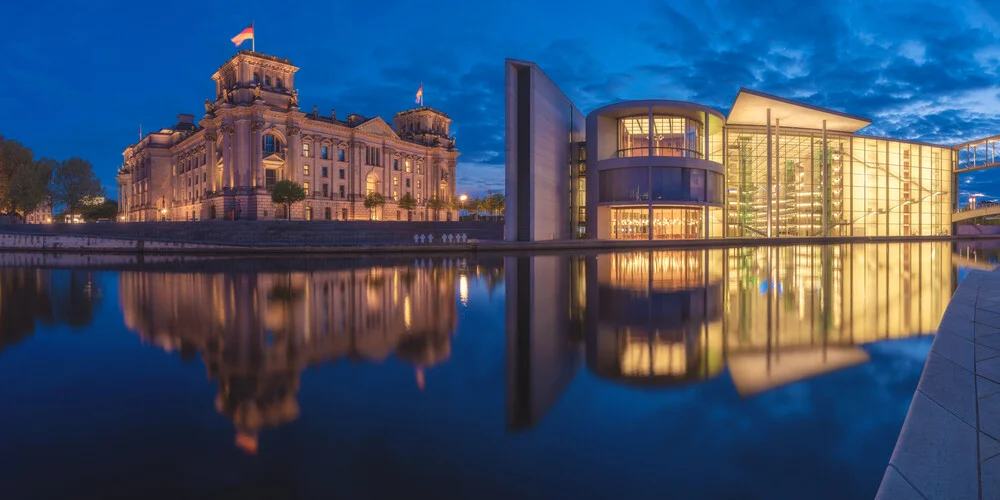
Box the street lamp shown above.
[459,194,468,220]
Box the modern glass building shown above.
[505,60,960,242]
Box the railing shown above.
[957,200,1000,213]
[617,147,703,159]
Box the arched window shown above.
[366,173,380,195]
[262,133,283,154]
[253,72,260,84]
[264,75,272,87]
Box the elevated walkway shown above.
[953,203,1000,223]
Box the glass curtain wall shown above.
[725,127,953,237]
[619,116,703,158]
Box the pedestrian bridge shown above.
[952,202,1000,222]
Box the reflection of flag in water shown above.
[415,83,423,106]
[231,23,254,49]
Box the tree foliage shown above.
[364,191,386,220]
[0,137,52,217]
[399,192,416,215]
[271,180,306,220]
[476,191,506,220]
[52,157,102,217]
[80,199,119,222]
[425,195,444,221]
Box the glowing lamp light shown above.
[459,194,468,202]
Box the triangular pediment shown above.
[355,117,399,139]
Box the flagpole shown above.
[252,21,255,52]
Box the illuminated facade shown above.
[505,60,962,241]
[117,262,458,453]
[117,51,459,222]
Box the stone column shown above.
[234,119,250,189]
[205,131,218,193]
[221,125,233,189]
[287,125,301,185]
[251,119,264,189]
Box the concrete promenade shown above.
[877,267,1000,499]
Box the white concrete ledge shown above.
[878,267,1000,499]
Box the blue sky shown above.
[2,0,1000,198]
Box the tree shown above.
[271,180,306,220]
[81,199,119,222]
[51,157,102,218]
[399,192,416,221]
[0,137,51,218]
[364,191,386,220]
[480,191,506,220]
[426,195,443,221]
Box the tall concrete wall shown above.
[505,60,585,242]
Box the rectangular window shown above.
[339,185,345,198]
[393,177,399,186]
[365,146,381,166]
[322,167,328,178]
[321,146,329,159]
[394,159,399,171]
[303,181,310,193]
[417,164,422,174]
[203,172,207,183]
[266,169,277,189]
[325,207,331,220]
[416,179,422,189]
[338,149,345,162]
[322,184,328,197]
[304,164,310,176]
[303,143,310,157]
[342,208,348,220]
[405,160,411,173]
[392,190,398,200]
[339,169,345,179]
[405,179,410,188]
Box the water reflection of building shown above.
[506,243,955,428]
[118,263,458,453]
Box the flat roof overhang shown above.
[727,88,872,133]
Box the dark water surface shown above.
[0,242,983,499]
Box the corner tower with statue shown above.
[116,51,459,222]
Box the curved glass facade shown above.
[618,115,703,158]
[609,206,717,240]
[599,168,723,203]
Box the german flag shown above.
[231,23,254,47]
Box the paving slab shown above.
[880,269,1000,499]
[979,376,1000,399]
[976,343,1000,361]
[875,466,925,500]
[976,333,1000,352]
[932,332,975,371]
[979,393,1000,439]
[917,353,977,427]
[984,455,1000,500]
[977,356,1000,384]
[887,391,978,499]
[982,433,1000,461]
